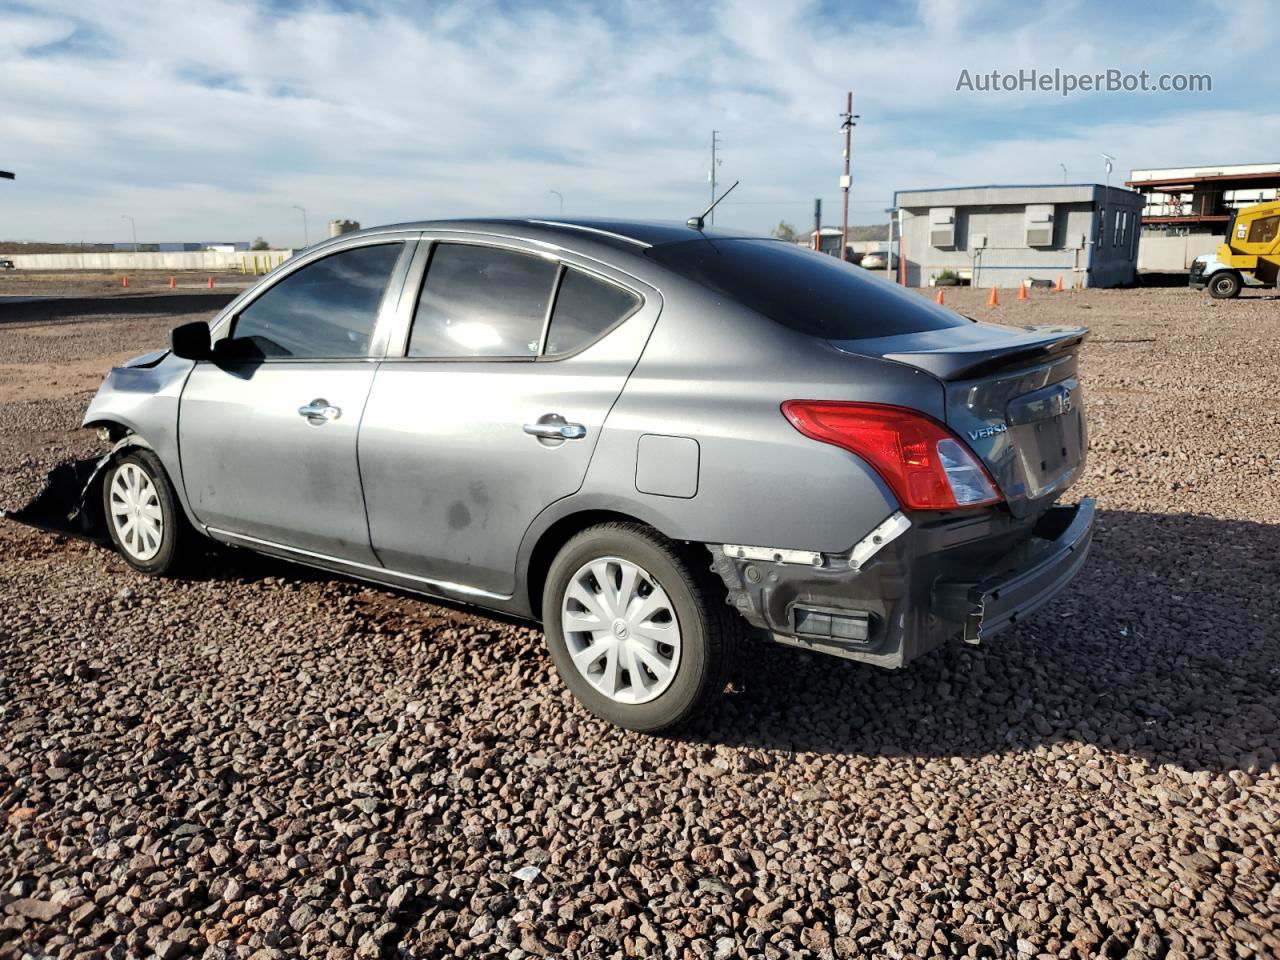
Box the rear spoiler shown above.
[880,325,1088,381]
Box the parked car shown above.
[0,258,15,269]
[859,251,897,270]
[68,219,1093,730]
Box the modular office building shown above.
[892,183,1143,288]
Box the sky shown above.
[1,0,1275,246]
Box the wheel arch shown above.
[521,502,691,621]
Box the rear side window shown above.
[232,243,402,358]
[409,243,558,358]
[544,269,641,357]
[646,238,970,340]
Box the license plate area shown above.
[1007,378,1084,499]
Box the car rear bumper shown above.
[709,498,1096,668]
[931,498,1094,645]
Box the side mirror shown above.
[170,321,211,361]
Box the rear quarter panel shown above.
[566,280,947,553]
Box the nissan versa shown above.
[10,219,1094,731]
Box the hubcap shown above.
[108,462,163,562]
[560,557,681,705]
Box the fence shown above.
[6,250,295,273]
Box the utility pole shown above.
[121,215,138,252]
[709,130,722,225]
[1100,153,1114,249]
[293,204,309,248]
[839,92,859,262]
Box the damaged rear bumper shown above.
[709,498,1096,668]
[932,498,1094,645]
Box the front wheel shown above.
[101,448,190,575]
[542,522,738,731]
[1208,270,1242,299]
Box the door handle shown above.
[298,399,341,424]
[523,421,587,440]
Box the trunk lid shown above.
[830,322,1088,518]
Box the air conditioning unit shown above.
[929,207,956,248]
[1025,204,1055,247]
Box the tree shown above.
[771,221,799,242]
[251,237,270,250]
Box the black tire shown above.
[542,522,739,732]
[101,448,190,576]
[1208,271,1242,299]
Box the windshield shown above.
[646,238,970,340]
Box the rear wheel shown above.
[101,449,190,575]
[542,522,737,731]
[1208,270,1242,299]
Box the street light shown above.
[120,215,138,252]
[549,190,564,216]
[1060,163,1068,183]
[1100,153,1115,248]
[293,204,309,248]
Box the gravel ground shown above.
[1,287,1277,959]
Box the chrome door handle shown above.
[524,421,587,440]
[298,399,341,423]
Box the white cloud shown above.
[0,0,1270,243]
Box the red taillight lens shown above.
[781,400,1002,510]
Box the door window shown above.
[1246,215,1279,245]
[408,243,558,358]
[231,243,403,358]
[543,269,641,357]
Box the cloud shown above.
[0,0,1269,243]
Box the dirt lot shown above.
[1,285,1277,960]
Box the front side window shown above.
[408,243,558,358]
[1246,215,1279,245]
[231,243,402,358]
[544,269,641,357]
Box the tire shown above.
[1208,271,1242,299]
[101,448,190,576]
[541,522,738,732]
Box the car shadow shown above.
[684,509,1280,775]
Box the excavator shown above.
[1190,198,1280,299]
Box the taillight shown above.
[781,400,1002,510]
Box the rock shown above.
[7,898,62,921]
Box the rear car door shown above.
[178,238,411,561]
[358,236,659,596]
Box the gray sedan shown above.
[61,219,1093,730]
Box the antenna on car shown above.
[687,180,740,231]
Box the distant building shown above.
[1127,162,1280,234]
[1125,162,1280,274]
[109,241,249,252]
[892,183,1143,288]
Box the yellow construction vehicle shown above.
[1190,199,1280,298]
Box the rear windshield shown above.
[646,238,970,339]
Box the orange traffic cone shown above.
[987,285,999,307]
[169,275,176,289]
[121,275,128,288]
[1053,274,1064,292]
[935,289,945,305]
[1017,281,1028,301]
[206,276,214,289]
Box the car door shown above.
[178,237,412,562]
[358,236,660,597]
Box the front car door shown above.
[178,237,413,562]
[358,235,660,597]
